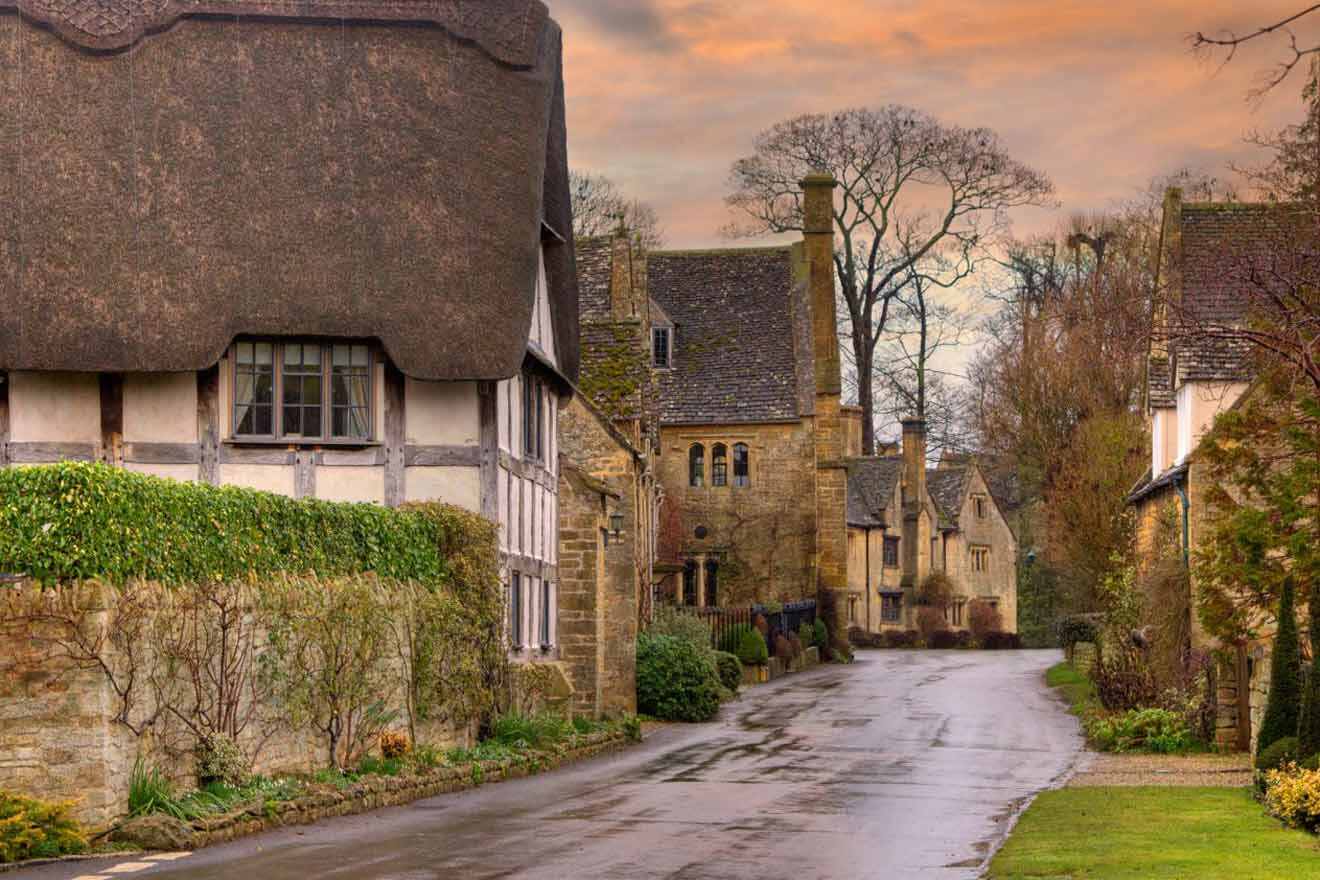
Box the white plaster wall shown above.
[406,465,481,510]
[1177,381,1247,463]
[123,373,197,443]
[1151,408,1175,476]
[405,379,478,446]
[316,467,385,505]
[9,372,100,443]
[125,463,200,483]
[220,464,296,498]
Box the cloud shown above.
[557,0,1315,249]
[551,0,686,53]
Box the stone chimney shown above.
[901,418,929,584]
[801,171,849,646]
[609,231,646,320]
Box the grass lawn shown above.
[988,786,1320,879]
[1046,660,1095,716]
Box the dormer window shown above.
[653,328,672,369]
[974,495,987,519]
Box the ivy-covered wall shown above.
[0,463,506,829]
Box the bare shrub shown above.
[916,606,948,643]
[968,599,1004,642]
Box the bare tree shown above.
[872,249,974,457]
[570,170,665,250]
[725,106,1054,454]
[1192,5,1320,97]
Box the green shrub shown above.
[798,622,815,648]
[0,462,462,585]
[489,712,574,749]
[1057,615,1099,652]
[735,628,769,667]
[717,623,755,655]
[651,605,714,652]
[0,791,87,864]
[195,732,249,787]
[713,651,742,692]
[812,619,829,649]
[1257,736,1301,772]
[636,633,721,722]
[1085,708,1195,754]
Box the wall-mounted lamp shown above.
[609,511,625,539]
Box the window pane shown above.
[254,405,272,436]
[352,344,368,367]
[254,343,273,365]
[733,444,750,487]
[234,344,274,436]
[689,445,704,488]
[237,342,254,365]
[712,445,727,487]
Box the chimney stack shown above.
[801,172,850,647]
[901,418,928,506]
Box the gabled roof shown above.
[927,467,971,529]
[845,457,904,527]
[0,0,579,383]
[649,247,807,425]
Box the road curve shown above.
[17,649,1082,880]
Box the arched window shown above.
[733,443,750,487]
[711,444,728,487]
[689,444,705,488]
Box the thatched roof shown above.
[0,0,579,383]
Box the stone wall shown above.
[657,420,817,606]
[556,396,643,718]
[0,579,470,831]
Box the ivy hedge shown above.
[0,462,472,585]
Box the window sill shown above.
[224,438,382,449]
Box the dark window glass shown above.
[733,443,750,488]
[682,561,698,606]
[523,371,544,462]
[881,594,901,622]
[689,444,705,488]
[281,343,323,439]
[331,344,371,439]
[711,444,728,487]
[509,573,523,649]
[883,536,900,568]
[540,580,552,649]
[653,328,671,368]
[704,559,718,608]
[234,342,274,436]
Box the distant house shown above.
[573,176,852,638]
[845,423,1018,634]
[0,0,577,664]
[1129,189,1277,750]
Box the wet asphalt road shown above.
[21,649,1081,880]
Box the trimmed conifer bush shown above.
[736,627,769,667]
[1258,578,1303,756]
[712,651,742,693]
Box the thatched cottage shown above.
[0,0,577,662]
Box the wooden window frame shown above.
[523,369,546,464]
[880,593,902,623]
[230,339,375,445]
[509,572,524,650]
[538,579,553,651]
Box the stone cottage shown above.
[845,421,1018,634]
[573,176,851,637]
[0,0,578,665]
[1128,189,1275,750]
[556,391,655,718]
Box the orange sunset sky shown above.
[553,0,1318,249]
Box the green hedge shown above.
[636,633,721,722]
[0,462,465,585]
